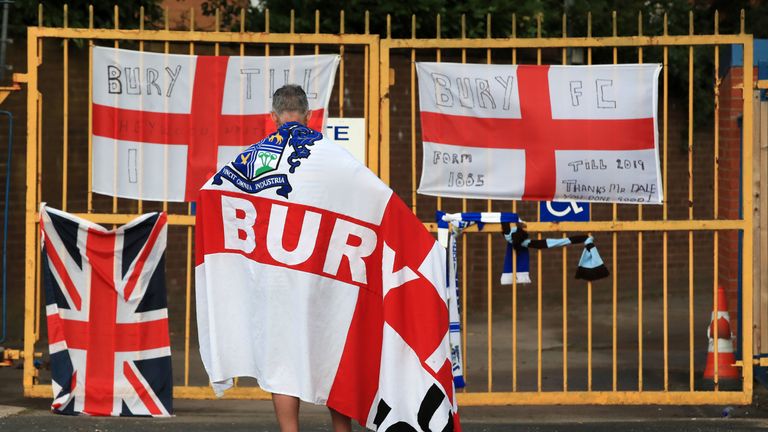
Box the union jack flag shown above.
[40,205,172,416]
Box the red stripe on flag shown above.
[49,316,170,352]
[83,228,118,416]
[43,233,83,311]
[326,280,383,425]
[51,317,87,349]
[46,312,68,346]
[306,110,326,132]
[435,360,454,413]
[93,103,327,147]
[198,191,379,289]
[124,362,163,416]
[379,196,448,368]
[185,56,229,201]
[115,319,171,352]
[383,278,449,363]
[420,112,654,151]
[516,65,556,200]
[93,104,189,145]
[123,214,167,301]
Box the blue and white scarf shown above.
[437,211,610,285]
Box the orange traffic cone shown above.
[703,286,740,380]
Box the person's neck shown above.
[278,120,303,128]
[276,115,307,127]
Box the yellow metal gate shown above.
[20,5,380,401]
[18,5,756,406]
[378,13,755,405]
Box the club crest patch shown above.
[213,122,322,198]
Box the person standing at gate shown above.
[195,83,459,431]
[198,84,351,432]
[251,85,352,432]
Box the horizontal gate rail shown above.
[28,26,378,45]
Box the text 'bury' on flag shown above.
[92,47,339,202]
[415,62,663,204]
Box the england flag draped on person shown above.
[195,85,460,431]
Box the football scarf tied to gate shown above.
[196,122,460,431]
[437,211,609,286]
[39,205,172,417]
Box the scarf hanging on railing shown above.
[437,212,609,286]
[500,222,610,283]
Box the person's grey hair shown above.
[272,84,309,115]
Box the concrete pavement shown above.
[2,365,768,431]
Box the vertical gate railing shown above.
[379,13,754,405]
[18,5,758,406]
[21,5,379,400]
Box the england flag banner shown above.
[92,47,339,202]
[196,123,459,430]
[416,62,663,204]
[40,205,172,416]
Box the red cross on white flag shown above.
[416,62,663,204]
[91,47,339,202]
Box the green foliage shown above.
[9,1,163,34]
[201,0,767,38]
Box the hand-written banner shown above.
[92,47,339,202]
[416,62,663,204]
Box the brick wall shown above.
[717,65,755,331]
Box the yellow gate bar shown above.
[22,384,754,406]
[459,391,752,406]
[52,215,751,230]
[423,219,748,233]
[381,34,750,48]
[741,21,755,400]
[29,26,379,45]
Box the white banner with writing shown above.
[416,62,663,204]
[326,118,366,164]
[92,46,339,202]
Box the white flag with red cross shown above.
[91,47,339,202]
[416,62,663,204]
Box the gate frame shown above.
[379,33,755,405]
[20,25,380,400]
[18,25,756,406]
